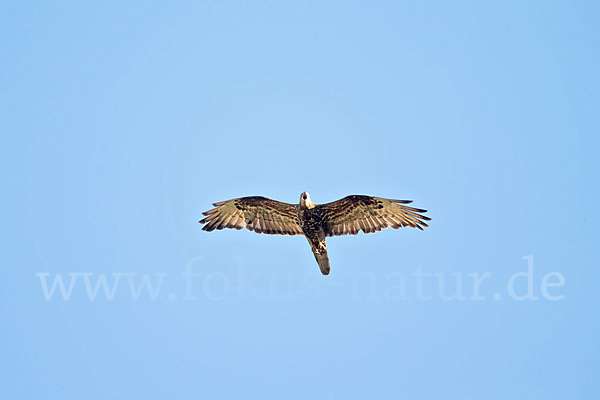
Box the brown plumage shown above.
[200,196,303,235]
[199,193,430,275]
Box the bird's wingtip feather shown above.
[392,199,413,204]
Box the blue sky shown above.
[1,1,598,399]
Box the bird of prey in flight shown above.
[199,193,430,275]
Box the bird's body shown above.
[296,193,330,274]
[199,192,430,275]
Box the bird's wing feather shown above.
[199,196,303,235]
[314,195,431,237]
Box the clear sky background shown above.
[1,1,598,399]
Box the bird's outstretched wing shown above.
[199,196,303,235]
[314,195,430,236]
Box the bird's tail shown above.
[313,249,330,275]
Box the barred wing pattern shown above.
[199,196,303,235]
[314,195,431,236]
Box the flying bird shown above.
[199,193,430,275]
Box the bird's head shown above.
[299,192,315,209]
